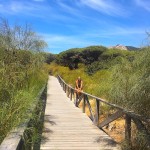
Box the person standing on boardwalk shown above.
[75,77,83,99]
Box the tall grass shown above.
[0,48,48,143]
[109,48,150,117]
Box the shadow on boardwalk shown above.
[41,115,56,145]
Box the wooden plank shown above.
[99,110,124,128]
[0,127,25,150]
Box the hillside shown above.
[54,45,136,73]
[108,44,139,51]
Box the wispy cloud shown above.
[40,25,146,53]
[57,0,82,17]
[0,0,77,23]
[134,0,150,12]
[0,1,50,16]
[102,27,145,36]
[56,0,95,22]
[84,26,146,39]
[10,1,36,13]
[79,0,128,17]
[41,33,99,53]
[33,0,45,2]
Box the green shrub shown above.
[109,48,150,117]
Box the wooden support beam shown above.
[99,110,124,128]
[70,89,72,101]
[75,92,78,107]
[94,99,100,126]
[82,95,86,113]
[125,114,131,145]
[76,94,84,106]
[85,96,94,121]
[63,83,64,90]
[65,85,67,93]
[66,87,70,97]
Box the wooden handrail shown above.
[0,84,47,150]
[57,75,150,123]
[57,75,150,146]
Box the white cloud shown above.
[134,0,150,12]
[79,0,128,17]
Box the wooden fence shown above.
[57,75,150,146]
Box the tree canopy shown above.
[0,18,47,51]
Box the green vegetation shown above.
[50,45,136,98]
[110,48,150,117]
[55,46,107,69]
[0,19,48,144]
[51,45,150,117]
[49,44,150,149]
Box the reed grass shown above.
[0,48,48,143]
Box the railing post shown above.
[82,94,86,113]
[125,114,131,144]
[70,89,73,101]
[64,84,66,92]
[75,92,78,107]
[94,99,100,126]
[67,86,70,97]
[65,84,67,93]
[85,95,94,121]
[63,83,64,89]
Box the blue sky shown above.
[0,0,150,53]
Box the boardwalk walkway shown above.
[40,76,120,150]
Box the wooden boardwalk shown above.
[40,76,120,150]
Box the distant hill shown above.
[125,46,140,51]
[108,44,139,51]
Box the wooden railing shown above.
[57,75,150,145]
[0,84,47,150]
